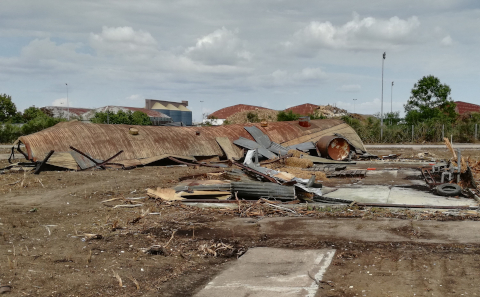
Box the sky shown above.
[1,0,479,122]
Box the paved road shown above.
[365,144,480,149]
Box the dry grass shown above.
[285,157,313,168]
[281,166,327,180]
[288,149,304,158]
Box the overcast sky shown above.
[1,0,479,121]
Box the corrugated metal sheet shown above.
[244,126,272,148]
[287,142,316,152]
[17,119,364,163]
[174,183,231,192]
[209,104,273,119]
[232,182,295,200]
[268,142,289,156]
[233,137,277,159]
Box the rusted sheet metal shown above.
[16,119,362,164]
[316,135,350,161]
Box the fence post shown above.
[412,125,414,143]
[451,134,453,145]
[442,124,444,140]
[475,123,478,141]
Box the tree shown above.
[277,110,300,122]
[90,110,152,125]
[404,75,456,124]
[23,106,46,122]
[0,94,21,123]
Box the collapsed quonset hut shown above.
[10,119,366,170]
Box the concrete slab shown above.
[387,187,478,206]
[195,247,335,297]
[323,185,390,203]
[323,185,478,207]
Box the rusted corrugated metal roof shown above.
[284,103,319,116]
[208,104,273,119]
[454,101,480,115]
[17,119,365,163]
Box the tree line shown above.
[0,94,152,143]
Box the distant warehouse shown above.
[145,99,192,126]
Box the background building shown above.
[146,99,192,126]
[454,101,480,115]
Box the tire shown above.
[436,183,461,196]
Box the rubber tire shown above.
[435,183,461,196]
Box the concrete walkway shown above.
[195,247,335,297]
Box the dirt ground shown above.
[1,147,480,296]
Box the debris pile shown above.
[315,105,348,118]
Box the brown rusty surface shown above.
[17,119,359,162]
[316,135,350,160]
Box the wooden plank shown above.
[216,137,242,160]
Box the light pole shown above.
[390,81,394,125]
[353,98,357,113]
[390,81,394,114]
[200,101,204,122]
[65,83,70,121]
[381,52,386,140]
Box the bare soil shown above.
[1,148,480,296]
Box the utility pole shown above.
[65,83,70,121]
[381,52,386,140]
[200,101,204,122]
[353,98,357,113]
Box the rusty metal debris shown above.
[316,135,350,161]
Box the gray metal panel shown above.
[268,142,289,156]
[181,111,192,126]
[169,110,182,123]
[232,182,295,200]
[154,109,170,116]
[287,142,316,152]
[233,137,277,159]
[244,126,271,148]
[174,184,231,192]
[70,150,97,170]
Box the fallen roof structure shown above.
[11,119,366,170]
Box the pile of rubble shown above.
[315,105,348,118]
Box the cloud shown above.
[126,94,143,101]
[287,13,421,54]
[441,35,453,46]
[337,84,361,92]
[185,27,252,65]
[52,97,68,106]
[90,26,158,56]
[293,68,326,81]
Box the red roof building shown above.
[454,101,480,115]
[284,103,319,116]
[208,104,272,119]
